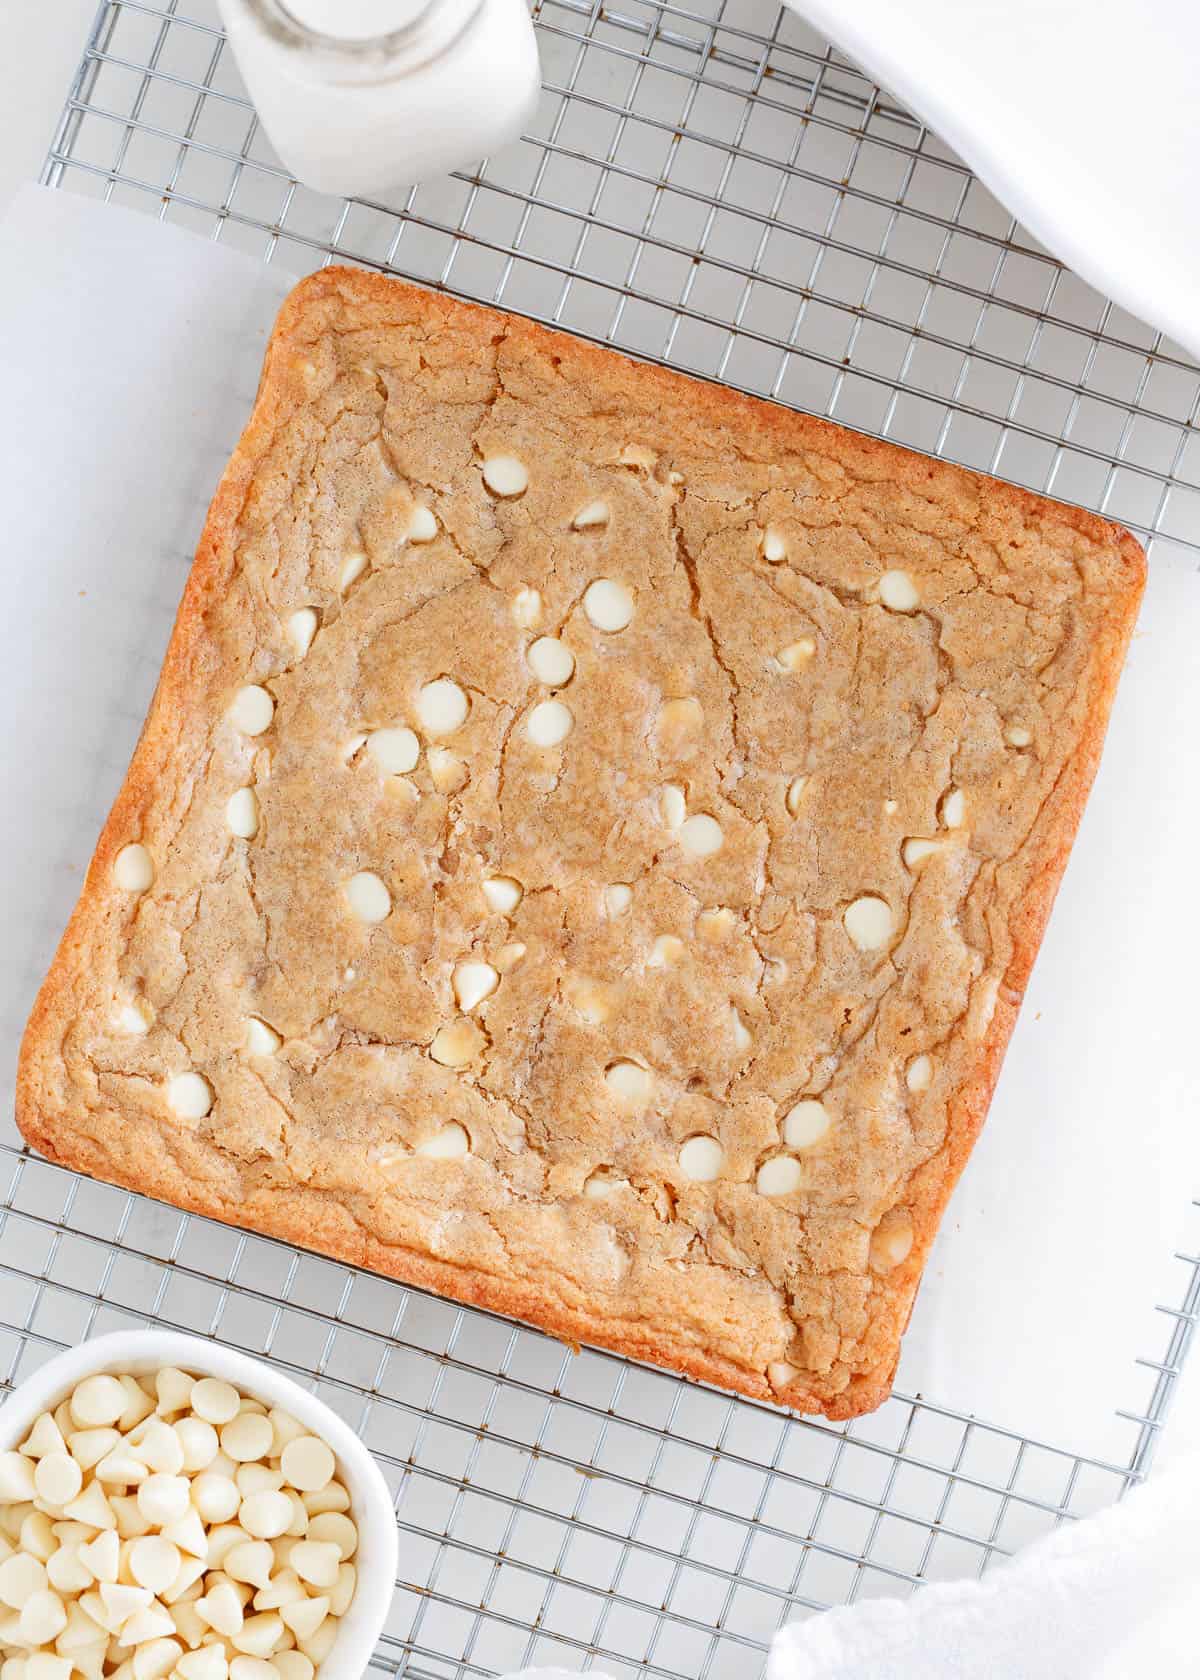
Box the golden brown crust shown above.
[17,268,1144,1419]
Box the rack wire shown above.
[3,0,1198,1675]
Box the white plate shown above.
[0,1330,398,1679]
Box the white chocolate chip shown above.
[22,1413,66,1458]
[341,733,367,760]
[902,836,949,867]
[648,934,685,969]
[190,1379,240,1426]
[564,976,613,1024]
[427,746,468,793]
[244,1017,281,1057]
[239,1492,293,1541]
[906,1053,933,1092]
[221,1413,274,1464]
[785,775,808,816]
[697,907,735,941]
[776,638,815,671]
[583,578,634,632]
[731,1009,752,1050]
[339,548,367,591]
[870,1211,914,1271]
[526,699,573,746]
[604,1060,652,1103]
[843,895,895,952]
[656,697,703,752]
[114,997,153,1036]
[452,960,499,1012]
[679,813,723,858]
[756,1155,803,1196]
[482,875,523,914]
[137,1474,190,1527]
[286,608,318,658]
[1005,723,1033,748]
[345,871,391,924]
[482,454,528,497]
[884,797,899,815]
[603,884,632,917]
[571,499,610,529]
[767,1359,799,1390]
[0,1549,44,1603]
[407,505,438,543]
[512,587,542,628]
[167,1072,213,1122]
[415,1122,470,1159]
[70,1376,127,1430]
[783,1099,831,1150]
[678,1135,724,1182]
[495,940,525,971]
[415,678,469,737]
[225,788,260,839]
[113,844,154,893]
[879,569,920,611]
[526,636,575,687]
[582,1169,629,1199]
[290,1542,340,1591]
[34,1453,81,1507]
[429,1020,485,1068]
[229,685,274,736]
[366,726,420,775]
[660,784,686,830]
[280,1438,334,1495]
[940,787,966,828]
[762,524,787,562]
[128,1537,180,1596]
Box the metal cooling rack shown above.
[3,1,1198,1675]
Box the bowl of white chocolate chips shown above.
[0,1331,398,1680]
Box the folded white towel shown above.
[501,1456,1200,1680]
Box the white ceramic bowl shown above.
[0,1329,397,1679]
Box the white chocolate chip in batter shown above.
[407,505,438,543]
[345,871,391,924]
[783,1099,830,1150]
[731,1009,752,1050]
[167,1072,213,1122]
[226,788,260,839]
[776,639,815,671]
[843,895,894,952]
[756,1155,803,1197]
[679,813,723,858]
[902,837,949,867]
[339,549,367,591]
[482,876,523,915]
[762,524,787,563]
[571,500,610,529]
[286,608,318,658]
[879,569,920,611]
[342,733,367,760]
[230,685,274,737]
[660,784,686,830]
[1005,723,1033,748]
[416,1122,470,1159]
[583,578,634,632]
[114,997,153,1035]
[496,941,526,972]
[427,746,468,793]
[697,907,735,941]
[656,697,703,752]
[244,1017,281,1057]
[512,587,542,629]
[583,1168,629,1199]
[906,1053,933,1092]
[114,843,154,893]
[603,884,632,917]
[452,961,499,1012]
[526,699,573,747]
[416,678,469,737]
[678,1135,724,1182]
[565,976,614,1024]
[870,1211,914,1271]
[940,787,966,828]
[430,1020,485,1068]
[526,636,575,687]
[883,798,899,816]
[785,775,808,816]
[482,454,528,497]
[604,1060,652,1104]
[767,1360,799,1390]
[648,934,685,968]
[366,727,420,776]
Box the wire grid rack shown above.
[3,0,1198,1675]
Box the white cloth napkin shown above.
[500,1456,1200,1680]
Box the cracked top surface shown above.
[18,270,1145,1418]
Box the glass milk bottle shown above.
[216,0,541,197]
